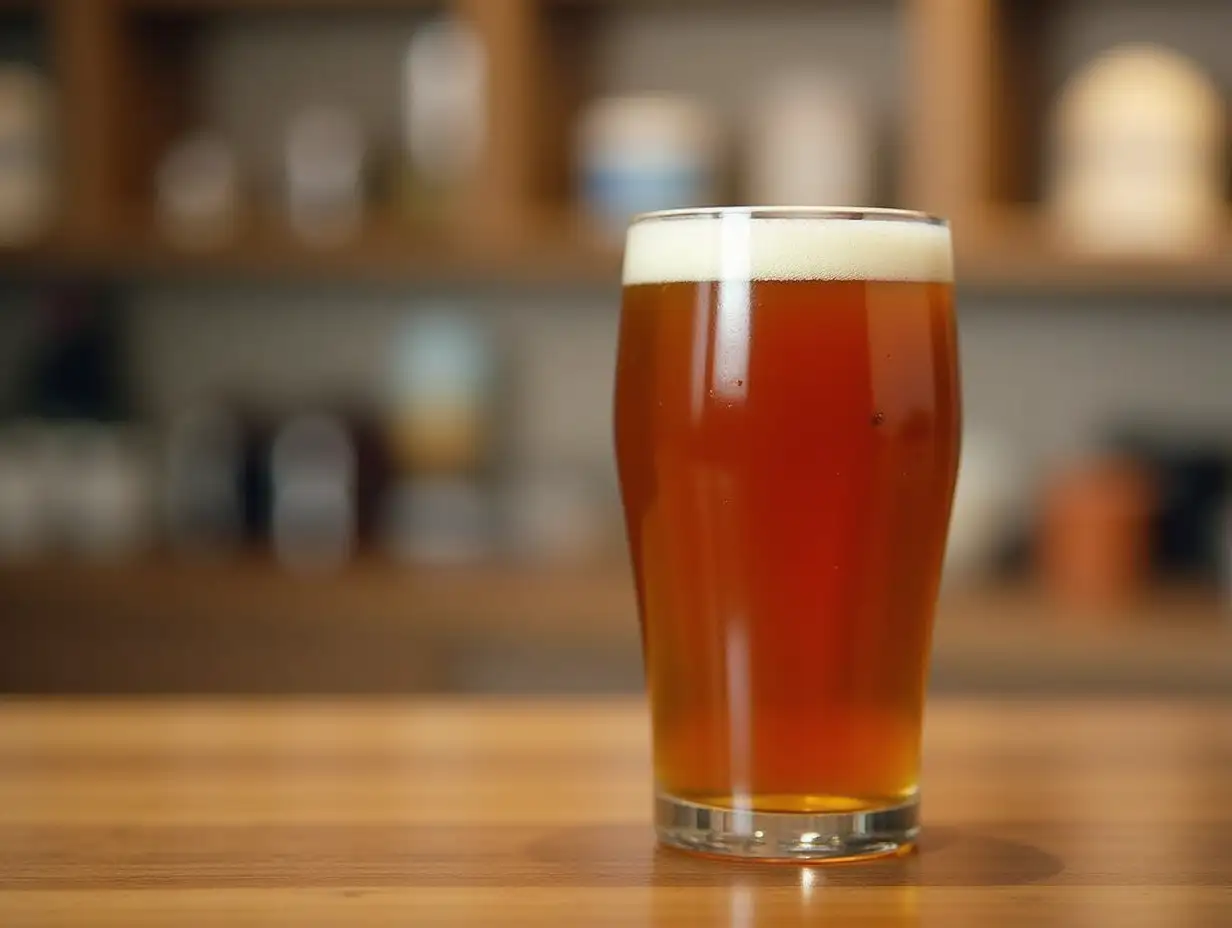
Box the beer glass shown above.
[613,207,959,861]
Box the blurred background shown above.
[0,0,1229,697]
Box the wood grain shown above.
[0,698,1229,925]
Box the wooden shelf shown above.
[962,252,1232,294]
[958,210,1232,293]
[7,214,1231,291]
[3,559,1231,694]
[0,558,635,645]
[928,0,1232,293]
[0,0,1226,290]
[102,228,519,285]
[931,583,1232,694]
[104,212,624,283]
[0,228,621,285]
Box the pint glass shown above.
[613,208,960,861]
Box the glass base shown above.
[655,792,919,862]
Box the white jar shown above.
[157,132,242,251]
[285,105,366,248]
[747,70,874,209]
[51,424,156,562]
[575,95,721,239]
[403,16,486,198]
[1047,44,1226,257]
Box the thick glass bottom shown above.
[655,791,918,862]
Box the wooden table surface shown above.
[1,697,1230,926]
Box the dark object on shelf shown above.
[270,412,358,571]
[233,402,276,548]
[267,402,393,571]
[223,398,392,563]
[10,281,131,423]
[1106,429,1231,581]
[164,404,246,556]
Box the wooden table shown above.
[1,698,1230,925]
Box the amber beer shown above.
[614,208,959,861]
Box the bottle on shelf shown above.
[269,412,358,572]
[163,404,246,558]
[502,464,613,567]
[52,423,156,562]
[156,131,243,252]
[1037,453,1157,615]
[746,69,875,209]
[381,309,497,565]
[284,105,367,248]
[0,423,54,561]
[575,94,721,242]
[0,64,57,247]
[400,15,486,226]
[1046,43,1226,258]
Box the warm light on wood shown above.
[0,697,1229,924]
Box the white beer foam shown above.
[622,212,953,285]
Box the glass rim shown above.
[629,206,948,228]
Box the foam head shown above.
[622,210,953,285]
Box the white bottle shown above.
[285,106,366,248]
[54,424,155,562]
[403,17,486,202]
[0,423,55,560]
[270,414,357,572]
[156,131,241,251]
[747,70,874,208]
[163,405,244,556]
